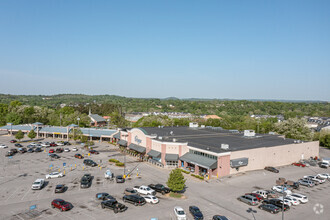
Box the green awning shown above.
[179,153,217,169]
[165,154,179,161]
[128,143,146,153]
[118,140,127,147]
[147,150,161,158]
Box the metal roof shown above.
[89,114,106,122]
[179,153,217,169]
[113,132,121,139]
[32,122,43,125]
[0,125,34,131]
[80,128,117,137]
[39,127,69,133]
[165,154,179,161]
[128,143,146,153]
[147,150,161,158]
[118,140,127,147]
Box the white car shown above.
[317,173,330,179]
[64,148,70,152]
[31,179,45,190]
[278,197,298,206]
[252,190,268,199]
[133,185,156,195]
[30,142,37,146]
[280,196,300,206]
[174,206,186,220]
[41,143,50,147]
[72,147,78,152]
[272,186,292,195]
[143,195,159,204]
[289,193,308,203]
[0,144,8,149]
[57,142,65,146]
[303,175,326,184]
[46,172,64,179]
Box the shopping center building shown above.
[115,123,319,178]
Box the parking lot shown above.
[0,132,329,220]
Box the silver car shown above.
[237,195,258,206]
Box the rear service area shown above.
[0,133,329,220]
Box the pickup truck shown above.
[148,184,170,195]
[133,185,156,196]
[101,199,127,213]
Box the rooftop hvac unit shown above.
[173,138,177,142]
[189,122,198,128]
[221,144,229,150]
[244,130,255,137]
[158,136,163,140]
[170,131,173,135]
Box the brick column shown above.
[194,165,199,175]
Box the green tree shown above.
[15,130,24,140]
[274,118,313,141]
[319,133,330,148]
[167,169,186,192]
[28,130,36,140]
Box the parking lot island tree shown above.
[15,130,24,141]
[28,129,36,140]
[167,168,186,193]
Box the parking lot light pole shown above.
[282,186,286,220]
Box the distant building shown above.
[204,115,222,120]
[88,109,106,127]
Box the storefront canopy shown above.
[165,154,179,162]
[113,132,121,139]
[179,153,217,169]
[230,158,248,168]
[128,143,146,153]
[118,140,127,147]
[147,150,161,158]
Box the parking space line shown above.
[21,187,31,200]
[6,186,21,202]
[53,211,74,220]
[80,211,96,220]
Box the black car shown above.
[10,149,18,154]
[5,151,14,157]
[116,175,125,183]
[101,199,127,213]
[63,141,71,145]
[264,167,279,173]
[81,176,92,188]
[148,184,170,194]
[34,148,42,152]
[83,173,93,181]
[49,154,61,159]
[56,148,64,153]
[262,199,290,211]
[123,195,146,206]
[15,143,23,147]
[189,206,204,220]
[83,159,98,167]
[259,204,281,214]
[27,148,34,153]
[96,193,116,201]
[55,184,66,193]
[19,148,27,153]
[212,216,229,220]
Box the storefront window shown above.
[166,161,178,167]
[189,150,217,160]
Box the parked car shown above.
[319,162,329,168]
[284,181,300,189]
[74,154,84,159]
[317,173,330,179]
[49,149,54,153]
[89,150,99,154]
[301,178,320,185]
[116,175,125,183]
[18,148,27,153]
[56,148,64,153]
[55,184,66,193]
[10,140,17,143]
[272,186,292,195]
[34,147,42,152]
[64,148,70,152]
[105,169,114,179]
[10,148,18,154]
[189,206,203,220]
[264,166,279,173]
[292,162,306,167]
[101,199,127,213]
[80,176,92,188]
[27,148,34,153]
[258,204,280,214]
[51,199,72,211]
[174,206,187,220]
[289,193,308,203]
[46,172,64,179]
[143,195,159,204]
[262,199,290,211]
[212,216,229,220]
[133,185,156,196]
[83,159,97,167]
[278,196,300,206]
[148,184,171,194]
[303,175,326,184]
[63,141,71,145]
[31,179,45,190]
[245,193,264,201]
[252,190,268,199]
[96,192,115,201]
[50,142,57,147]
[124,188,138,196]
[123,195,146,206]
[298,179,315,187]
[5,151,14,157]
[237,195,259,206]
[49,153,60,159]
[72,147,78,151]
[0,144,8,149]
[57,142,65,146]
[15,143,23,147]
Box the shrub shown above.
[115,162,125,167]
[191,174,204,180]
[180,169,190,174]
[109,159,120,163]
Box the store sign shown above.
[230,158,249,168]
[135,135,142,145]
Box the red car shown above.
[49,149,54,153]
[292,162,306,167]
[51,199,72,211]
[245,193,263,201]
[50,143,57,147]
[89,150,99,155]
[10,140,17,143]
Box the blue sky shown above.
[0,0,329,101]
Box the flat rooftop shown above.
[138,126,297,153]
